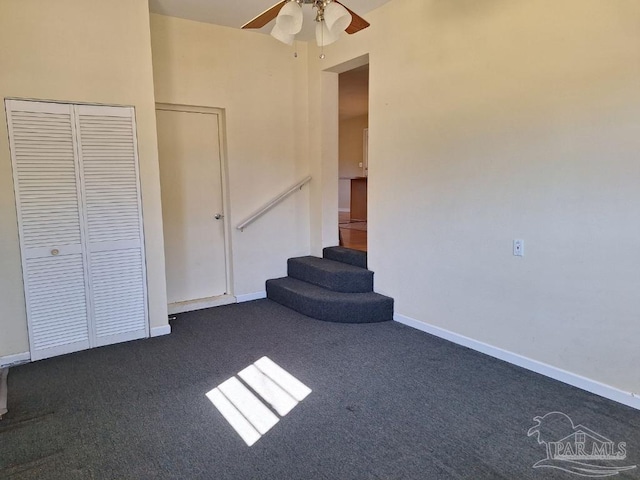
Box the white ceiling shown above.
[148,0,392,41]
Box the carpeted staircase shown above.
[266,247,393,323]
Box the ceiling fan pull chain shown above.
[320,19,325,59]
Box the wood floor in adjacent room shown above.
[339,211,367,252]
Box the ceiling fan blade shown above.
[335,1,371,34]
[242,1,287,29]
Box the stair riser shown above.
[322,247,367,269]
[267,281,393,324]
[288,260,373,293]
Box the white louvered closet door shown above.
[6,100,91,360]
[7,100,149,361]
[75,105,148,347]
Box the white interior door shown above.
[156,107,227,309]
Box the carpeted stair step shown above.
[266,276,393,324]
[323,246,367,269]
[288,256,373,293]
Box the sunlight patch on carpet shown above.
[206,356,311,446]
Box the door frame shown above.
[309,54,370,254]
[155,103,234,312]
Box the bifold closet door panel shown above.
[6,100,91,360]
[75,105,148,346]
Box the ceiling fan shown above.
[242,0,370,47]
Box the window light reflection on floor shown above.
[206,356,312,446]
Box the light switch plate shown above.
[514,239,524,256]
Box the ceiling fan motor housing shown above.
[292,0,336,22]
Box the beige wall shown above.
[2,0,638,398]
[150,15,311,296]
[310,0,640,393]
[339,114,368,209]
[0,0,168,358]
[339,114,368,179]
[308,69,340,253]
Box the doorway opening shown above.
[338,64,369,251]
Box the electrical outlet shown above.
[513,239,524,257]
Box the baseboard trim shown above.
[338,208,351,213]
[394,313,640,411]
[168,294,236,315]
[236,291,267,303]
[150,325,171,337]
[0,352,30,368]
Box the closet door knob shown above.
[51,249,59,256]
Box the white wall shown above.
[150,15,311,296]
[309,0,640,393]
[0,0,169,359]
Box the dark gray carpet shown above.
[323,246,367,269]
[266,276,393,323]
[2,299,640,479]
[287,256,373,293]
[268,248,392,323]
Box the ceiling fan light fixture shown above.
[323,2,352,34]
[242,0,371,54]
[315,20,341,47]
[271,23,296,45]
[275,0,304,35]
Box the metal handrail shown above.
[236,175,312,231]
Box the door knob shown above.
[214,213,224,220]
